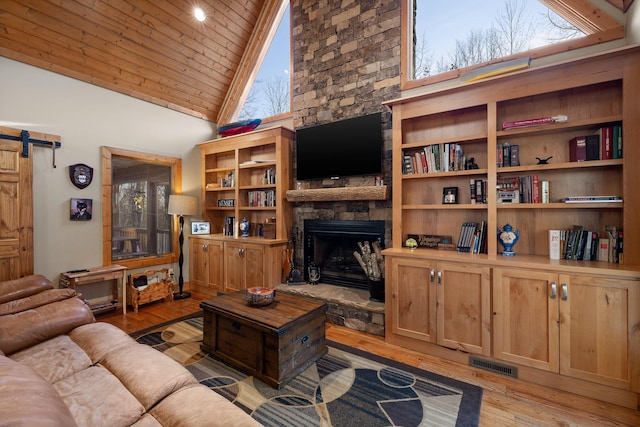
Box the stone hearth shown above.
[276,283,384,336]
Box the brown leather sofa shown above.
[0,275,260,427]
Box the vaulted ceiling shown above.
[0,1,632,124]
[0,0,285,123]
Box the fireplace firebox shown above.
[303,220,385,290]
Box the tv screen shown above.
[295,113,383,180]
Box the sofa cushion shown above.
[100,342,197,410]
[54,365,145,427]
[0,274,53,304]
[149,384,262,427]
[0,355,79,427]
[9,335,93,384]
[0,297,95,355]
[69,322,138,362]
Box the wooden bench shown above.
[127,268,174,313]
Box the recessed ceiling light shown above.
[194,7,206,22]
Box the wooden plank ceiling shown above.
[0,0,267,122]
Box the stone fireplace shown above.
[303,219,385,289]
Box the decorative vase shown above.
[239,217,250,237]
[367,277,385,302]
[497,223,520,256]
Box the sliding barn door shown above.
[0,128,34,280]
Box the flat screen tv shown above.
[295,113,383,180]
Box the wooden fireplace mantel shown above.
[285,186,388,202]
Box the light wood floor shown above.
[99,290,640,426]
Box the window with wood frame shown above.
[402,0,625,89]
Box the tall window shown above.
[102,147,182,269]
[404,0,624,88]
[238,5,291,121]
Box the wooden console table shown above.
[59,265,127,315]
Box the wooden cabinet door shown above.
[243,243,264,288]
[206,240,224,291]
[224,242,245,292]
[389,257,436,343]
[493,268,559,372]
[224,241,265,292]
[559,274,640,391]
[189,238,208,288]
[437,262,491,356]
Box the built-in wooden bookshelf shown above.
[382,45,640,408]
[198,126,294,240]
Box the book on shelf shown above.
[598,126,613,160]
[613,124,623,159]
[585,134,600,161]
[598,238,610,262]
[569,136,587,162]
[502,141,510,167]
[549,230,561,260]
[239,159,275,166]
[502,114,567,130]
[510,145,519,166]
[560,196,622,203]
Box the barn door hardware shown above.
[0,129,61,167]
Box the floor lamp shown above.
[168,194,198,300]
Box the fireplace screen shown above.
[303,220,385,289]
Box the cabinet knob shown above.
[202,244,208,253]
[550,282,557,299]
[561,283,568,301]
[437,270,442,285]
[238,248,245,258]
[430,269,435,284]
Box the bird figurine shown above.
[536,156,553,164]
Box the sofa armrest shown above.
[0,297,95,355]
[0,355,79,427]
[0,275,53,304]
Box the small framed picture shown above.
[191,221,211,235]
[443,187,458,204]
[70,198,93,221]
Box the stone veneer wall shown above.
[290,0,401,262]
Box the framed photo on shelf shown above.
[443,187,458,204]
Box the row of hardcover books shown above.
[569,124,623,162]
[247,190,276,207]
[457,221,487,254]
[402,143,467,174]
[548,225,622,263]
[497,142,519,168]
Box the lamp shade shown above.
[167,194,198,216]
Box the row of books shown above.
[262,168,276,185]
[223,216,235,236]
[469,179,487,204]
[497,142,519,167]
[402,143,467,174]
[456,221,487,254]
[569,124,623,162]
[221,170,235,188]
[247,190,276,207]
[548,225,622,263]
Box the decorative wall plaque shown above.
[69,163,93,189]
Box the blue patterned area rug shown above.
[133,314,482,427]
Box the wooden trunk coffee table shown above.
[200,290,327,388]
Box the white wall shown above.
[628,0,640,43]
[0,57,214,282]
